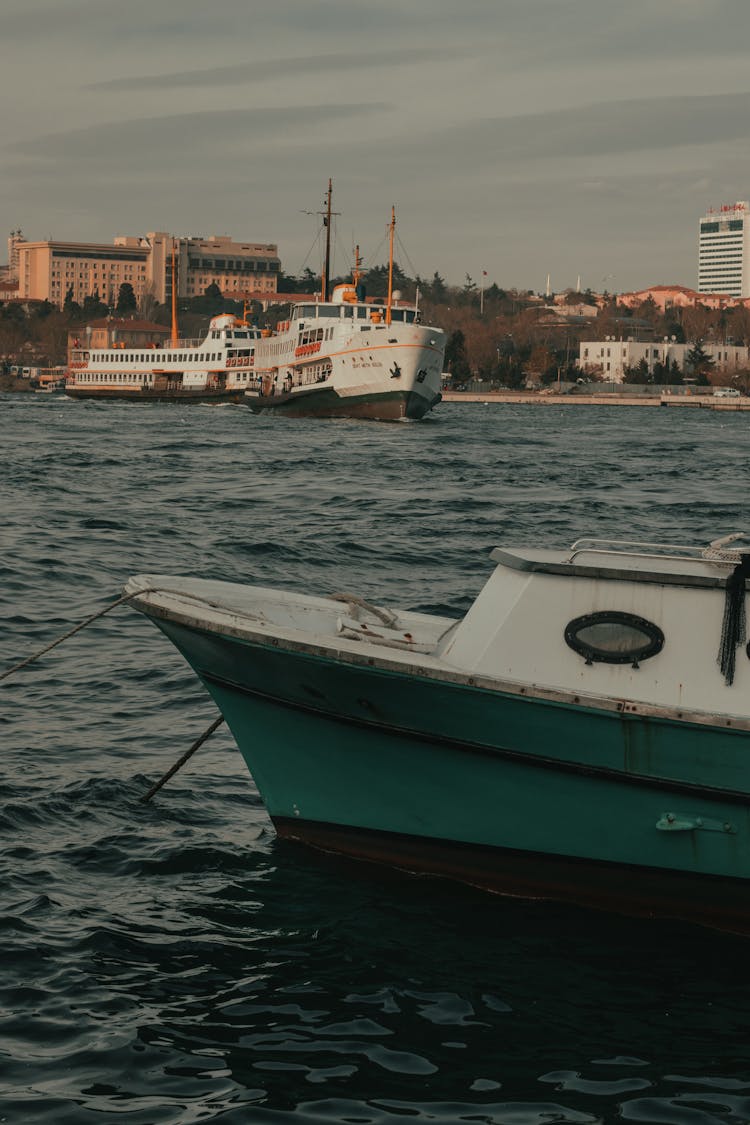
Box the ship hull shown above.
[245,385,441,420]
[64,387,245,404]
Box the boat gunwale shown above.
[127,587,750,735]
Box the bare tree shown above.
[138,282,159,322]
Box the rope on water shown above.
[0,587,155,683]
[718,555,750,685]
[140,715,225,803]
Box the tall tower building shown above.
[698,201,750,297]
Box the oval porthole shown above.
[564,611,664,666]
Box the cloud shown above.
[7,104,390,165]
[5,0,750,290]
[337,90,750,174]
[86,46,459,92]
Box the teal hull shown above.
[157,619,750,929]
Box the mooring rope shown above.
[0,585,225,800]
[0,583,254,684]
[329,592,398,627]
[0,588,155,683]
[140,715,226,803]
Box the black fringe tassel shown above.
[718,555,750,686]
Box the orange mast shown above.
[385,206,395,327]
[170,241,179,345]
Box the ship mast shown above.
[321,178,333,302]
[385,206,395,327]
[170,240,178,345]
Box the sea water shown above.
[3,394,750,1124]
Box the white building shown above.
[578,338,750,382]
[698,202,750,298]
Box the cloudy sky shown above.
[3,0,750,294]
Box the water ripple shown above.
[3,397,750,1122]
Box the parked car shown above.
[713,387,741,398]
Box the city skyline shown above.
[4,0,750,294]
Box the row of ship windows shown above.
[84,352,230,363]
[76,372,257,383]
[299,327,330,345]
[294,305,416,324]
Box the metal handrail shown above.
[566,534,749,564]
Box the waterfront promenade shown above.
[441,390,750,410]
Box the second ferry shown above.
[245,187,445,421]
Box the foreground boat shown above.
[126,534,750,931]
[244,187,445,420]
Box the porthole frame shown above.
[564,611,665,666]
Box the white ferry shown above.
[245,285,445,421]
[66,314,260,403]
[245,195,445,421]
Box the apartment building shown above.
[16,239,150,308]
[14,231,281,309]
[174,234,279,300]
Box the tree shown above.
[651,359,679,385]
[622,358,651,384]
[299,267,319,293]
[83,289,108,317]
[116,283,137,314]
[138,282,159,322]
[526,344,555,384]
[428,271,447,303]
[460,274,477,306]
[63,286,82,318]
[32,300,54,321]
[36,312,70,365]
[444,329,471,383]
[197,283,226,316]
[276,271,304,294]
[363,261,408,298]
[685,341,714,383]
